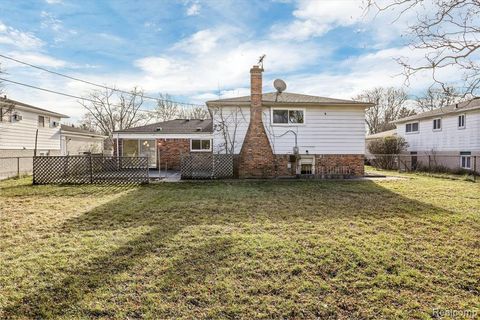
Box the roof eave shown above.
[207,101,374,107]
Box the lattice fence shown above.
[181,153,233,179]
[33,155,149,184]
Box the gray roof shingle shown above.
[114,119,213,134]
[206,92,372,105]
[61,124,105,137]
[393,98,480,123]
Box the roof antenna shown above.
[257,54,266,70]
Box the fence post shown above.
[17,157,20,178]
[428,155,431,170]
[89,154,93,183]
[474,156,477,182]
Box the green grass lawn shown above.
[0,175,479,319]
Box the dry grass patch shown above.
[0,176,479,319]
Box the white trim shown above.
[116,133,213,139]
[458,114,466,129]
[270,107,306,126]
[432,118,442,131]
[190,138,212,152]
[405,122,419,134]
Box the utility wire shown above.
[0,53,204,108]
[0,77,157,114]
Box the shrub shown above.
[367,136,408,170]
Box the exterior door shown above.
[140,140,157,168]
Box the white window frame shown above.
[458,114,466,129]
[432,118,442,131]
[271,107,306,126]
[460,152,471,169]
[38,115,50,128]
[190,139,212,152]
[405,122,419,134]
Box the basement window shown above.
[460,151,471,169]
[272,109,304,125]
[191,139,211,152]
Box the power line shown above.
[0,53,204,108]
[0,77,157,114]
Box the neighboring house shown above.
[365,129,397,157]
[60,125,106,155]
[0,97,68,157]
[393,99,480,172]
[206,65,373,177]
[113,119,213,169]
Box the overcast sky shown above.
[0,0,440,121]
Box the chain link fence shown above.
[0,157,33,180]
[366,153,479,181]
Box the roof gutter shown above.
[206,101,374,107]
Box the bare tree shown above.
[415,86,463,112]
[185,106,210,120]
[0,63,5,96]
[78,87,147,149]
[366,0,480,97]
[354,87,415,134]
[154,94,180,121]
[210,106,247,154]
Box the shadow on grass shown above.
[3,180,455,318]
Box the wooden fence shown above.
[181,154,234,179]
[33,155,149,184]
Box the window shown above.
[38,115,45,127]
[405,122,419,133]
[272,109,304,125]
[191,139,211,152]
[433,118,441,130]
[460,151,471,169]
[458,114,466,128]
[38,115,50,128]
[301,164,313,174]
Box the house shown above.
[206,65,373,177]
[0,96,68,157]
[113,119,213,169]
[60,124,106,155]
[393,99,480,172]
[113,65,372,177]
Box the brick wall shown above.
[157,138,190,171]
[315,154,364,177]
[238,65,276,178]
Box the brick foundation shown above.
[272,154,364,178]
[314,154,364,177]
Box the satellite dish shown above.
[274,79,287,93]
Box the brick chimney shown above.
[238,65,275,178]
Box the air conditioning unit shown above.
[12,114,22,122]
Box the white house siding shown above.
[0,108,61,151]
[61,136,104,155]
[211,105,366,155]
[211,106,250,154]
[397,110,480,153]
